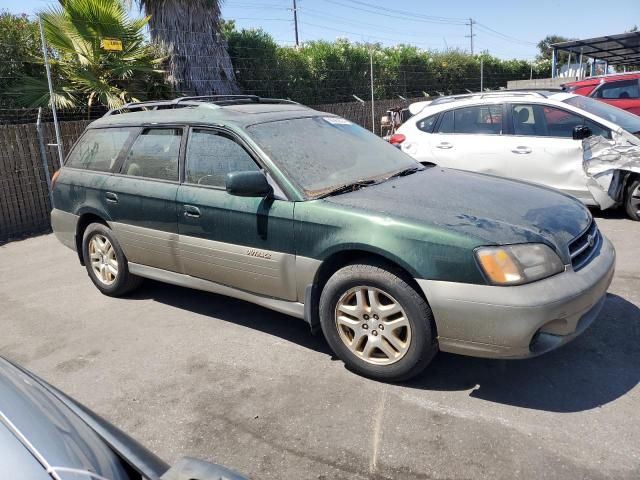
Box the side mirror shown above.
[573,125,592,140]
[225,171,271,197]
[161,457,248,480]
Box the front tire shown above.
[625,178,640,221]
[319,262,437,381]
[82,223,142,296]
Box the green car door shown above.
[176,127,296,300]
[103,126,183,272]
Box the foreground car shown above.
[393,90,640,220]
[0,356,247,480]
[51,96,615,381]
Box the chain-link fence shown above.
[0,7,543,243]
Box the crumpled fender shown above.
[582,131,640,208]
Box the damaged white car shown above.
[393,91,640,220]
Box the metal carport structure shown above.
[551,31,640,78]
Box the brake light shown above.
[389,134,406,145]
[51,169,61,189]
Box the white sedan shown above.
[393,91,640,220]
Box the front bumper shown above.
[417,235,616,359]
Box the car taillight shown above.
[51,169,61,189]
[389,134,406,145]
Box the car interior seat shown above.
[514,108,536,136]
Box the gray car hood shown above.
[0,357,132,479]
[326,167,591,261]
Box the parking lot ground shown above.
[1,210,639,480]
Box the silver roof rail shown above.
[105,95,299,116]
[430,90,548,106]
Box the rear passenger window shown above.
[65,128,133,172]
[185,129,259,187]
[120,128,181,181]
[453,105,502,135]
[436,110,454,133]
[593,80,640,99]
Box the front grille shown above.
[569,221,601,271]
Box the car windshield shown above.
[246,116,418,198]
[562,95,640,134]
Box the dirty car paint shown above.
[295,167,591,284]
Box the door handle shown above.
[436,142,453,149]
[105,192,118,203]
[512,146,532,154]
[183,205,201,218]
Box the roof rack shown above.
[430,90,549,106]
[105,95,299,116]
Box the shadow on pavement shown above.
[131,280,639,413]
[129,280,333,356]
[405,293,640,412]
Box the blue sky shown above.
[2,0,638,60]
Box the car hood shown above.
[0,357,133,480]
[325,167,591,261]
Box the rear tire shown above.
[625,178,640,221]
[319,261,437,382]
[82,223,142,296]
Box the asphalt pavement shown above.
[1,209,638,479]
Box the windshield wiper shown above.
[386,166,423,180]
[317,179,377,198]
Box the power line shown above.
[321,0,467,25]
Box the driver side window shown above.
[186,129,260,187]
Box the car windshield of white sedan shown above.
[563,96,640,134]
[247,117,418,198]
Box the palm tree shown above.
[20,0,167,113]
[135,0,239,95]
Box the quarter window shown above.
[416,114,438,133]
[185,129,259,187]
[65,128,134,172]
[593,80,640,100]
[120,128,182,181]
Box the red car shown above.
[563,72,640,116]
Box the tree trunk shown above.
[143,0,239,95]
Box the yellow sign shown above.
[101,38,123,51]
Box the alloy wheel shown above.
[89,234,118,286]
[334,286,412,365]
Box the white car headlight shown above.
[475,243,565,286]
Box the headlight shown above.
[475,244,564,285]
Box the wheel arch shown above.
[305,247,433,334]
[74,210,110,265]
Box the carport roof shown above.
[552,32,640,66]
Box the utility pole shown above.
[466,18,476,55]
[293,0,299,47]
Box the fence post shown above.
[36,108,54,207]
[369,49,375,134]
[38,15,65,166]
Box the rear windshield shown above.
[563,96,640,134]
[246,117,417,198]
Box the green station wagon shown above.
[51,96,616,381]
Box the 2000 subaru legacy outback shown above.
[51,95,615,381]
